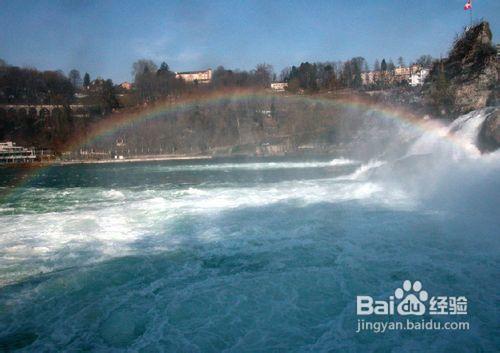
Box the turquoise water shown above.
[1,108,500,352]
[0,154,498,352]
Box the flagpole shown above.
[465,0,473,28]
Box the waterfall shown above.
[338,107,500,205]
[407,108,497,159]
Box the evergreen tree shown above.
[350,57,366,88]
[83,72,90,87]
[381,59,387,71]
[100,79,119,113]
[429,60,453,115]
[159,62,170,73]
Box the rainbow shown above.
[0,89,476,201]
[61,89,466,152]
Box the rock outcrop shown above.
[478,108,500,152]
[423,21,498,118]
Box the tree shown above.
[83,72,90,87]
[68,69,82,88]
[212,66,231,87]
[428,60,453,115]
[415,55,433,68]
[286,62,319,91]
[159,62,169,72]
[338,57,366,89]
[374,59,381,71]
[100,79,119,113]
[0,66,73,104]
[132,60,158,101]
[0,58,7,67]
[321,64,338,90]
[211,65,275,89]
[132,59,157,79]
[156,62,181,96]
[397,56,405,67]
[387,59,395,71]
[363,61,369,72]
[253,63,273,87]
[381,59,387,71]
[41,70,75,104]
[350,57,366,88]
[279,67,291,82]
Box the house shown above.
[88,78,106,93]
[394,66,412,83]
[361,71,391,86]
[175,69,212,83]
[410,64,421,74]
[74,92,88,99]
[394,66,411,77]
[410,68,430,86]
[119,82,132,90]
[270,82,288,91]
[361,71,377,85]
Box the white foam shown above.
[329,158,358,166]
[337,160,386,180]
[102,189,126,199]
[149,159,359,172]
[0,169,413,285]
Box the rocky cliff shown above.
[420,21,499,151]
[423,21,498,117]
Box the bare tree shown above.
[253,63,273,87]
[387,59,395,71]
[415,55,434,68]
[132,59,158,79]
[68,69,82,88]
[132,59,158,102]
[279,67,291,82]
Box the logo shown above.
[357,280,467,316]
[395,280,428,315]
[355,280,470,332]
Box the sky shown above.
[0,0,498,83]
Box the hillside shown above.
[423,21,498,117]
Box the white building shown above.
[175,69,212,83]
[361,71,376,86]
[270,82,288,91]
[410,68,430,87]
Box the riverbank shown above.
[0,154,212,168]
[56,154,213,165]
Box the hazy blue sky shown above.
[1,0,498,82]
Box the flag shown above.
[464,0,472,10]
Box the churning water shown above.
[0,109,498,352]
